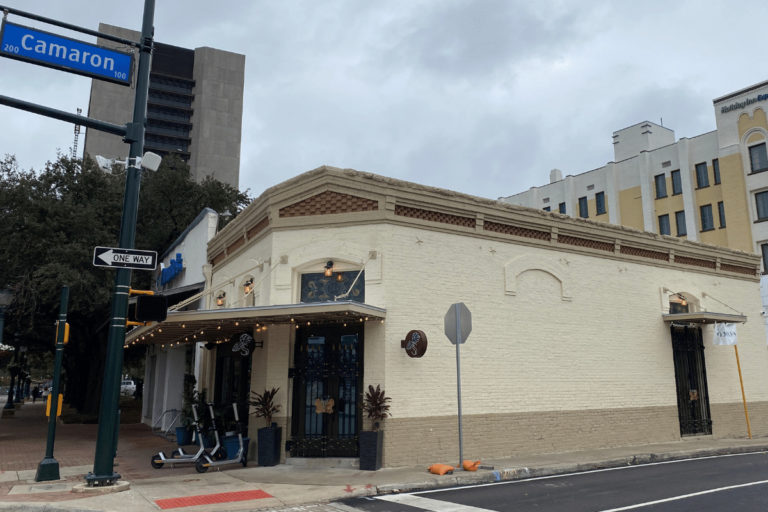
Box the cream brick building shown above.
[128,167,765,467]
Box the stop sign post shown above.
[444,302,471,467]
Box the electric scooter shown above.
[195,403,247,472]
[151,403,207,468]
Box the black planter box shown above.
[257,425,282,466]
[175,427,192,446]
[359,430,383,471]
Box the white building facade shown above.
[128,168,766,466]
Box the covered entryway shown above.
[290,322,363,457]
[663,310,748,437]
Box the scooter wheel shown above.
[195,458,209,473]
[151,454,164,469]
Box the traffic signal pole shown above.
[35,286,69,482]
[85,0,154,486]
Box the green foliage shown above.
[0,152,251,413]
[249,387,281,426]
[362,384,391,430]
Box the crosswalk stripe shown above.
[376,494,496,511]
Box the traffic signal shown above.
[135,295,168,322]
[55,321,70,345]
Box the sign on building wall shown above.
[713,323,738,345]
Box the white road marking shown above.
[598,478,768,511]
[377,493,496,511]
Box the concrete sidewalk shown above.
[2,399,768,511]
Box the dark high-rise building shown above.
[84,24,245,188]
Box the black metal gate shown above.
[290,323,363,457]
[670,325,712,436]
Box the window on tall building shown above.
[658,214,671,235]
[713,159,720,185]
[654,174,667,198]
[595,192,606,215]
[578,196,588,218]
[750,143,768,173]
[756,191,768,220]
[558,202,566,214]
[695,162,709,188]
[762,244,768,274]
[675,210,687,236]
[718,201,726,228]
[671,170,682,195]
[700,204,714,231]
[543,206,551,212]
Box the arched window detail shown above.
[504,255,571,301]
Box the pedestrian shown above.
[32,386,39,403]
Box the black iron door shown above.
[290,323,362,457]
[671,325,712,436]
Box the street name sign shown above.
[93,247,157,270]
[0,20,133,86]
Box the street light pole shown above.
[85,0,154,487]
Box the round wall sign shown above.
[401,330,428,358]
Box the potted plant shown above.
[360,384,391,470]
[249,387,281,466]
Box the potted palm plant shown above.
[360,384,391,470]
[249,387,281,466]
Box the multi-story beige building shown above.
[127,167,765,467]
[501,81,768,303]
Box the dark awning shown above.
[662,311,747,324]
[125,301,386,347]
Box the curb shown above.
[374,445,768,496]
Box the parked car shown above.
[120,379,136,396]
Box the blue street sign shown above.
[0,21,133,86]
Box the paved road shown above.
[339,452,768,511]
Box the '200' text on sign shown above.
[0,21,133,86]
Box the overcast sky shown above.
[1,1,767,200]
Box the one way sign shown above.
[93,246,157,270]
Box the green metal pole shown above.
[35,286,69,482]
[86,0,154,486]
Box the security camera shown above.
[140,151,162,172]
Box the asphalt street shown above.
[340,452,768,512]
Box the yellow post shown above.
[734,345,752,439]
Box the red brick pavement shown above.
[0,398,202,502]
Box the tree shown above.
[0,153,250,413]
